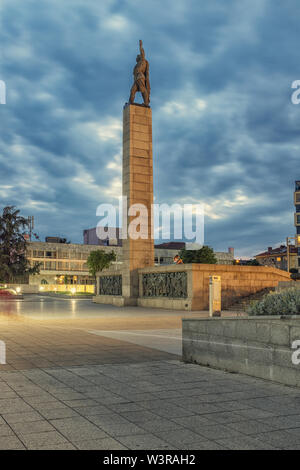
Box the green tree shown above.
[245,259,260,266]
[233,259,260,266]
[87,250,116,279]
[0,206,40,282]
[179,246,217,264]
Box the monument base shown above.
[94,263,291,311]
[92,295,137,307]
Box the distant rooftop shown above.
[255,245,297,257]
[154,242,186,250]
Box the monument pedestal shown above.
[93,103,154,306]
[122,103,154,304]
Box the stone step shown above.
[224,288,275,312]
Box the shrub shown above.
[179,246,217,264]
[247,288,300,316]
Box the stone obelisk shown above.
[122,41,154,304]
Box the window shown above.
[33,250,44,258]
[45,261,56,270]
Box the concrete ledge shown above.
[93,295,125,307]
[138,297,191,310]
[93,295,137,307]
[182,316,300,388]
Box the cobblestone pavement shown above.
[0,296,299,450]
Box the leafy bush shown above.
[179,246,217,264]
[247,288,300,316]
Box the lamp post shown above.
[286,237,290,273]
[286,235,298,272]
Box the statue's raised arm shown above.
[129,40,150,106]
[139,40,145,60]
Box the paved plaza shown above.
[0,296,300,450]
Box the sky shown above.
[0,0,300,257]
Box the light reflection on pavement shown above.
[0,295,206,321]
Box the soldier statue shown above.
[129,40,150,106]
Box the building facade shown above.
[295,180,300,270]
[83,227,122,247]
[254,245,297,271]
[27,240,235,285]
[27,241,113,285]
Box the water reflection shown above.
[0,300,23,321]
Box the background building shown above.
[27,241,110,285]
[83,227,122,246]
[83,228,235,266]
[27,237,235,285]
[295,180,300,271]
[254,245,297,271]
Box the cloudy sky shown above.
[0,0,299,257]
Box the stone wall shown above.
[94,264,291,310]
[137,264,291,310]
[276,281,300,292]
[182,317,300,388]
[190,264,291,310]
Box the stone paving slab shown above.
[0,360,300,449]
[1,301,300,450]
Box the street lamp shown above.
[286,236,298,272]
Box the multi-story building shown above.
[26,236,235,285]
[26,240,186,285]
[26,241,116,285]
[254,245,297,271]
[294,180,300,271]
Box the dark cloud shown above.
[0,0,299,256]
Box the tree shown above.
[233,259,260,266]
[86,250,116,279]
[0,206,40,282]
[245,259,260,266]
[179,246,217,264]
